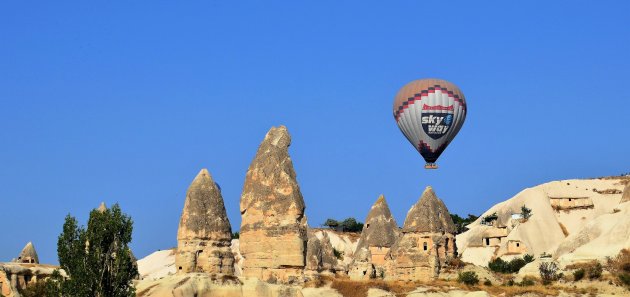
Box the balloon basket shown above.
[424,163,438,170]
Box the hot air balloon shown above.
[393,78,467,169]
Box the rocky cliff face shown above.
[176,169,234,275]
[456,177,629,267]
[239,126,308,283]
[349,195,400,280]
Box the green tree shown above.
[450,214,479,234]
[54,203,138,297]
[323,218,339,229]
[340,217,363,232]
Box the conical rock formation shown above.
[386,186,457,281]
[14,242,39,264]
[349,195,399,280]
[402,187,456,234]
[176,168,234,275]
[240,126,308,283]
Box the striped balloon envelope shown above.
[393,79,467,169]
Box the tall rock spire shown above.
[14,242,39,264]
[349,195,400,280]
[176,168,234,274]
[239,126,308,283]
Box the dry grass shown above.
[306,275,572,297]
[565,261,600,271]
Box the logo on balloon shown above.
[421,112,453,140]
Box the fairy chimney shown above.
[176,168,234,275]
[385,186,457,281]
[239,126,308,283]
[349,195,400,280]
[14,242,39,264]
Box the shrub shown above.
[457,271,479,286]
[521,205,532,220]
[489,256,529,274]
[333,248,343,259]
[489,258,509,273]
[539,262,559,285]
[518,277,536,286]
[573,269,585,281]
[508,257,527,273]
[606,249,630,288]
[483,279,492,286]
[232,231,239,239]
[588,263,603,280]
[523,254,535,263]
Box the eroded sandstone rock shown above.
[176,169,234,275]
[13,242,39,264]
[622,183,630,203]
[386,187,457,281]
[239,126,308,283]
[349,195,400,280]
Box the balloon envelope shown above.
[393,78,467,168]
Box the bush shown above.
[457,271,479,286]
[483,279,492,286]
[588,262,603,280]
[606,249,630,288]
[521,205,533,220]
[489,258,509,273]
[488,256,529,274]
[232,231,239,239]
[523,254,535,263]
[573,269,585,281]
[539,262,559,285]
[508,257,527,273]
[518,277,536,286]
[333,248,343,260]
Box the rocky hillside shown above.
[457,176,629,267]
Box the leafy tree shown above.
[450,214,479,234]
[521,205,533,220]
[232,231,240,239]
[340,217,363,232]
[481,212,498,225]
[54,203,138,297]
[323,218,339,229]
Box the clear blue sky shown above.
[1,1,629,264]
